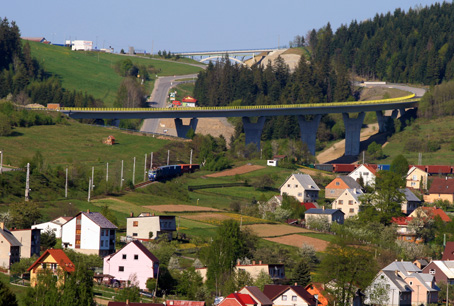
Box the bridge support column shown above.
[376,111,396,132]
[242,116,266,151]
[174,118,198,138]
[297,115,321,156]
[343,112,365,156]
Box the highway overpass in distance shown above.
[57,94,418,157]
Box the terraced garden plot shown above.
[182,212,272,225]
[143,204,221,212]
[244,224,313,237]
[264,234,329,252]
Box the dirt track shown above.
[205,164,265,177]
[143,205,221,212]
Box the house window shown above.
[348,200,353,205]
[287,184,290,188]
[133,233,138,237]
[122,254,127,260]
[292,296,297,301]
[76,229,81,235]
[335,182,340,186]
[298,193,302,197]
[119,266,124,272]
[330,190,334,194]
[339,200,343,205]
[50,263,57,270]
[282,295,287,301]
[409,281,413,285]
[134,254,139,260]
[429,269,435,275]
[101,241,104,247]
[294,185,298,188]
[133,221,138,227]
[76,239,80,245]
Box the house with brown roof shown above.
[409,206,452,222]
[103,240,159,290]
[424,177,454,203]
[442,242,454,261]
[348,164,377,187]
[263,284,316,306]
[61,210,117,256]
[239,286,273,306]
[325,176,362,199]
[0,222,21,270]
[27,249,75,287]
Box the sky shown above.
[2,0,444,53]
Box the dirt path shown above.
[205,164,265,177]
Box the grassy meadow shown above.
[27,41,203,107]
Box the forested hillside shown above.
[316,2,454,84]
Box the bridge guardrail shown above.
[54,94,417,112]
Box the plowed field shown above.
[205,164,265,177]
[143,205,221,212]
[265,234,329,252]
[244,224,313,237]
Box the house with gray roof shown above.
[62,210,117,257]
[0,222,21,270]
[331,188,364,219]
[325,176,363,199]
[280,173,320,203]
[366,270,412,306]
[400,188,421,215]
[305,208,344,226]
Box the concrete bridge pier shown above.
[242,116,266,150]
[174,118,198,138]
[297,115,321,156]
[343,112,365,156]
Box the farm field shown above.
[182,212,274,226]
[28,41,203,107]
[264,234,329,252]
[143,204,221,212]
[244,224,313,237]
[204,164,265,177]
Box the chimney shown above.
[237,260,241,266]
[0,222,3,230]
[130,212,133,217]
[353,188,357,194]
[259,260,262,265]
[395,270,399,276]
[322,206,325,211]
[152,213,155,216]
[294,282,298,286]
[252,261,256,265]
[126,299,129,305]
[87,209,90,213]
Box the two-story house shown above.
[61,210,117,256]
[32,216,71,238]
[103,240,159,290]
[348,164,377,187]
[11,228,40,258]
[0,222,21,270]
[263,284,316,306]
[406,166,428,190]
[325,176,362,199]
[239,286,273,306]
[400,188,421,215]
[424,177,454,204]
[331,188,364,219]
[234,261,285,281]
[218,293,257,306]
[27,249,75,287]
[126,213,176,241]
[280,174,320,203]
[422,261,454,285]
[365,270,412,306]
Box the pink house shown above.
[103,240,159,290]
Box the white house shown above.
[280,173,320,203]
[126,213,176,241]
[331,188,364,219]
[103,240,159,290]
[348,164,377,187]
[61,210,117,256]
[263,284,316,306]
[32,216,71,238]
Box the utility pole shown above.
[88,178,91,202]
[150,152,153,169]
[106,162,109,182]
[0,150,3,174]
[25,163,30,201]
[167,150,170,166]
[133,157,136,185]
[91,167,95,191]
[144,153,147,181]
[190,149,193,165]
[65,168,68,198]
[120,160,124,189]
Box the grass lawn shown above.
[28,41,203,107]
[1,118,169,171]
[177,218,218,239]
[0,273,28,306]
[299,232,335,243]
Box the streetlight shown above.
[0,150,3,174]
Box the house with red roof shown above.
[27,249,75,287]
[391,216,424,244]
[103,240,159,290]
[263,284,316,306]
[348,164,377,187]
[218,293,257,306]
[182,96,197,107]
[409,206,451,222]
[305,283,329,306]
[424,177,454,204]
[301,202,317,210]
[239,286,273,306]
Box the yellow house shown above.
[406,166,428,190]
[27,249,75,287]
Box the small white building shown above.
[348,164,377,187]
[32,216,71,238]
[71,40,93,51]
[127,213,176,241]
[103,240,159,290]
[280,173,320,202]
[61,210,117,256]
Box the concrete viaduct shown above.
[59,95,418,157]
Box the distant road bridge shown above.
[58,93,419,157]
[174,48,279,64]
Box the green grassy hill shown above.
[28,41,203,107]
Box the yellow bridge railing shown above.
[53,93,418,112]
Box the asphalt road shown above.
[140,74,199,133]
